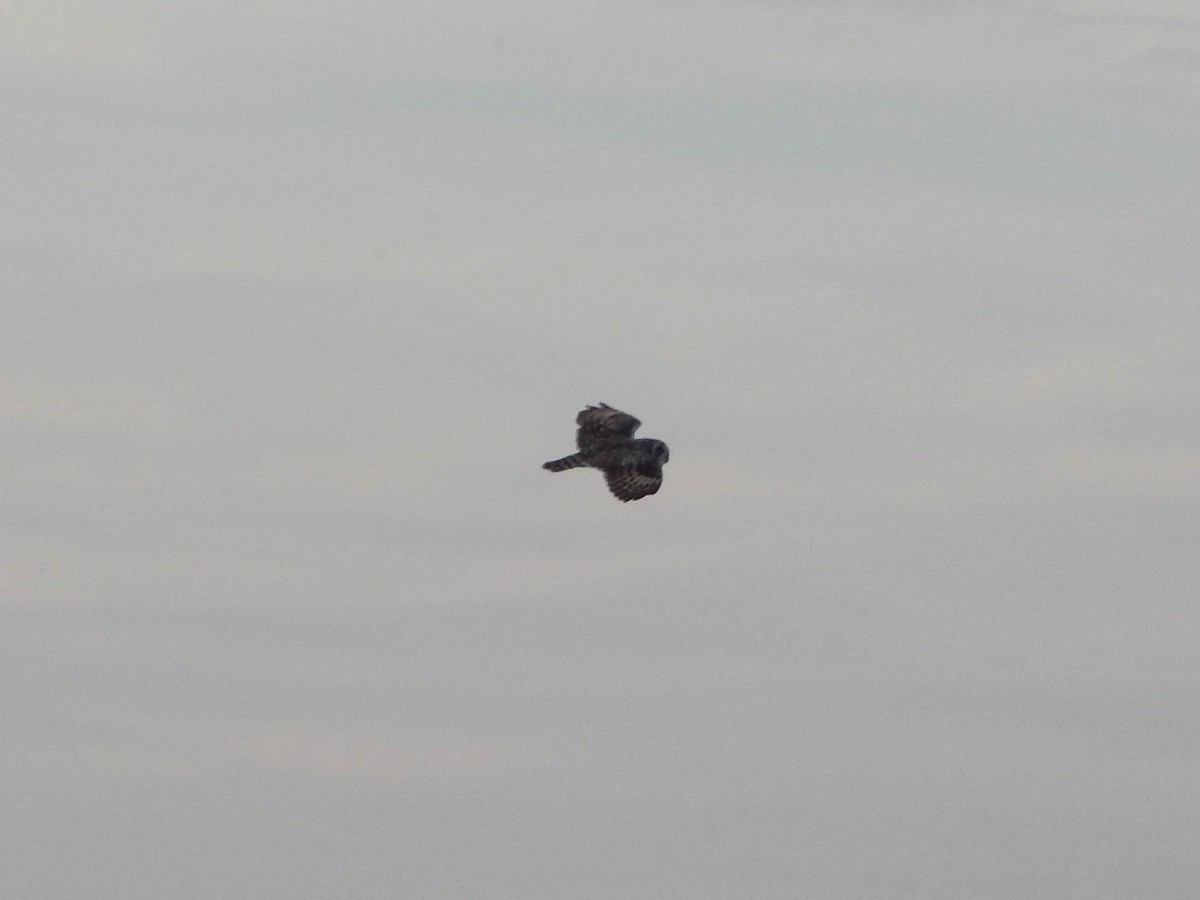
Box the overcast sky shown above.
[5,2,1200,898]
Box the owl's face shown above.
[648,440,669,464]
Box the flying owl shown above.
[542,403,670,502]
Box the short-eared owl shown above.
[542,403,670,502]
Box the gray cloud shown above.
[4,1,1199,897]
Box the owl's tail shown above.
[543,453,587,472]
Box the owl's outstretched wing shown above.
[602,456,663,502]
[575,403,641,451]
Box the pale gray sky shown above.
[5,2,1200,898]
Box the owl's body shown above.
[543,403,669,502]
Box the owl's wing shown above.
[575,403,641,451]
[602,457,662,502]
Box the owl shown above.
[542,403,670,502]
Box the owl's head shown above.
[649,440,670,464]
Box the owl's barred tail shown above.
[543,454,587,472]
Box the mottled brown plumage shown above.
[543,403,669,502]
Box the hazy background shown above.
[5,2,1199,897]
